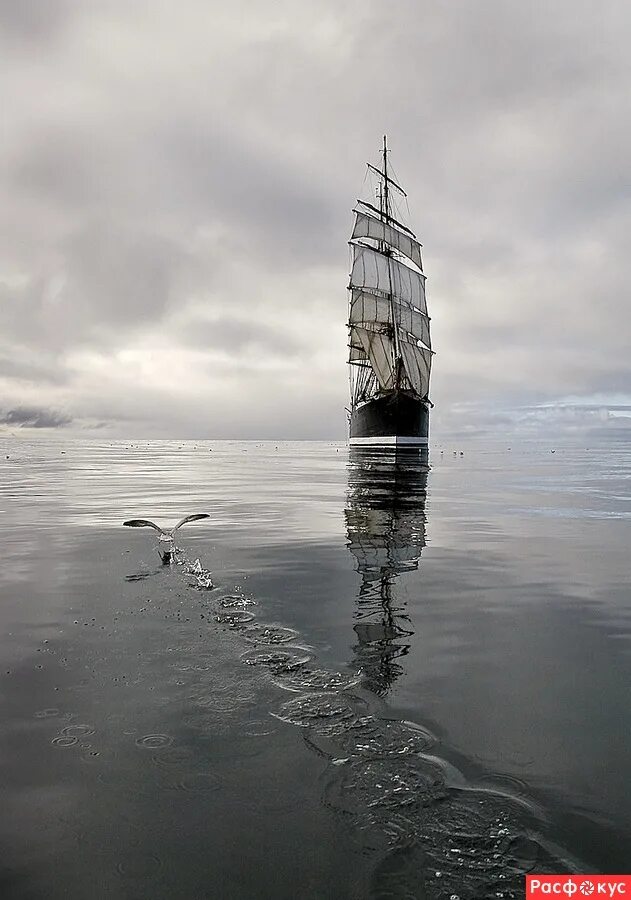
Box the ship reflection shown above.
[345,447,429,696]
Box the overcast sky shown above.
[1,0,630,438]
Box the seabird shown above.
[123,514,210,564]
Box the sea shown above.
[1,436,630,899]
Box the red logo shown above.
[527,876,631,898]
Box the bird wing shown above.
[123,519,166,535]
[172,513,210,534]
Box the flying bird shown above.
[123,514,210,563]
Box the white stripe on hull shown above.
[349,435,429,447]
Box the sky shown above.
[1,0,631,439]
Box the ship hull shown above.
[349,392,429,447]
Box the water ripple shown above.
[305,717,436,761]
[34,708,61,718]
[52,735,79,748]
[116,853,163,878]
[218,594,258,610]
[273,692,361,734]
[150,747,196,769]
[323,756,447,820]
[135,734,174,750]
[244,624,299,645]
[214,610,256,627]
[271,667,363,693]
[240,646,314,672]
[61,724,95,738]
[167,772,221,793]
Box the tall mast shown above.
[382,134,390,219]
[382,134,401,385]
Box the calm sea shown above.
[1,438,630,899]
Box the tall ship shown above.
[347,137,433,447]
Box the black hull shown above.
[349,392,429,446]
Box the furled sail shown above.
[352,205,423,269]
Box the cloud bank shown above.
[2,0,630,437]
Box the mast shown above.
[382,135,401,386]
[382,135,390,219]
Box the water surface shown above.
[1,438,630,898]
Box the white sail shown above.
[399,339,432,398]
[396,307,431,350]
[348,326,369,363]
[350,245,427,315]
[349,289,392,328]
[349,289,431,350]
[350,325,396,390]
[352,206,423,269]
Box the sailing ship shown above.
[347,137,433,447]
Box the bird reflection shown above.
[345,447,429,696]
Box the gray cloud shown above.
[178,315,305,359]
[1,0,630,437]
[0,0,70,42]
[0,405,71,428]
[0,222,194,354]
